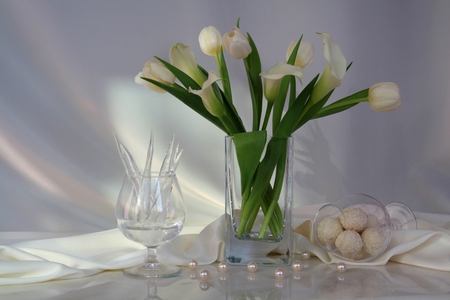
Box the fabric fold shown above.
[1,205,450,286]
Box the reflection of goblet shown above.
[116,172,186,278]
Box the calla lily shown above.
[286,40,315,69]
[189,71,224,117]
[260,62,303,102]
[310,32,347,104]
[135,60,175,93]
[368,82,401,111]
[223,26,252,59]
[199,26,222,56]
[169,43,205,85]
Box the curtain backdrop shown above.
[1,0,449,232]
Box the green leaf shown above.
[237,136,288,236]
[219,48,233,102]
[244,33,263,131]
[295,90,332,130]
[312,88,369,119]
[233,131,267,193]
[273,74,319,137]
[140,77,227,133]
[154,56,203,90]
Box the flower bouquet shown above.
[135,19,401,261]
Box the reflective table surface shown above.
[1,256,450,299]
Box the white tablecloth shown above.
[1,205,449,286]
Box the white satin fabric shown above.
[1,205,449,286]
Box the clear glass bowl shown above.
[313,194,417,262]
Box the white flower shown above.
[135,60,175,93]
[199,26,222,56]
[368,82,401,111]
[319,32,346,80]
[169,43,205,85]
[261,62,303,102]
[286,40,314,69]
[189,71,224,117]
[310,32,347,103]
[223,26,252,59]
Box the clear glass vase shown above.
[225,132,293,266]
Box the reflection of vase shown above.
[225,133,293,266]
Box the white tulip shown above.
[199,26,222,56]
[223,26,252,59]
[135,60,175,93]
[169,43,205,85]
[286,40,315,69]
[368,82,401,111]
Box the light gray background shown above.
[1,0,449,232]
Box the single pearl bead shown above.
[336,262,347,273]
[301,251,310,260]
[199,269,210,281]
[188,259,198,270]
[274,268,285,280]
[217,261,229,273]
[292,260,303,272]
[247,261,258,273]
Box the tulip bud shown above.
[199,26,222,56]
[189,71,224,117]
[368,82,401,111]
[260,62,303,102]
[286,40,315,69]
[223,26,252,59]
[169,43,205,85]
[135,60,175,93]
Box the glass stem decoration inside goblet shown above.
[117,172,186,279]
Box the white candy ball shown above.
[362,227,386,256]
[317,217,343,244]
[339,207,368,232]
[335,230,363,259]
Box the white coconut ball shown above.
[361,227,386,256]
[317,217,343,244]
[335,230,363,259]
[339,207,368,232]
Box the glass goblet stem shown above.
[145,247,160,269]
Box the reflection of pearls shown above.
[188,271,197,280]
[274,268,286,280]
[301,251,310,260]
[188,259,198,270]
[336,262,347,273]
[217,261,229,273]
[199,269,210,281]
[199,281,209,291]
[292,260,303,272]
[247,261,258,273]
[247,273,257,282]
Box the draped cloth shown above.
[1,205,449,286]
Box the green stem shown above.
[314,97,368,119]
[216,52,233,103]
[261,101,274,131]
[258,142,287,238]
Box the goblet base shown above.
[123,262,182,279]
